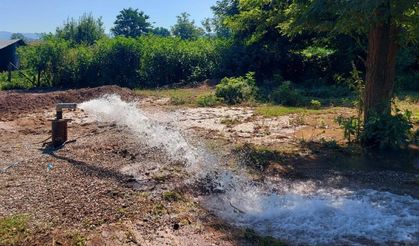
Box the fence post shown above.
[7,63,12,82]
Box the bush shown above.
[196,94,220,107]
[0,71,34,90]
[170,96,187,105]
[94,37,142,87]
[215,72,257,104]
[302,85,352,98]
[336,115,360,143]
[138,36,230,87]
[309,99,322,109]
[18,38,69,87]
[14,36,232,89]
[361,110,413,149]
[271,81,303,106]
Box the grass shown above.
[255,105,324,117]
[162,191,183,202]
[68,231,86,246]
[395,93,419,125]
[135,87,214,106]
[0,214,30,245]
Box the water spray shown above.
[79,95,419,245]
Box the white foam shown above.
[80,95,419,245]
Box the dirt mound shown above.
[0,85,135,121]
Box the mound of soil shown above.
[0,86,135,121]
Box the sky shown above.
[0,0,218,33]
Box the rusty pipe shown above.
[56,103,77,120]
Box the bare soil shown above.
[0,86,135,121]
[1,86,418,246]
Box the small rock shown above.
[173,223,180,230]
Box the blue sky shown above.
[0,0,218,33]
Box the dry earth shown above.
[1,86,418,246]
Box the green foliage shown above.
[138,36,230,86]
[396,46,419,91]
[55,13,105,45]
[111,8,152,37]
[336,115,361,144]
[271,81,303,106]
[171,12,205,40]
[196,94,220,107]
[10,33,29,43]
[0,214,30,245]
[152,27,171,37]
[170,96,187,105]
[94,37,142,87]
[310,99,321,109]
[0,71,34,90]
[69,231,86,246]
[279,0,418,45]
[13,36,231,89]
[162,191,183,202]
[361,109,413,149]
[215,72,257,104]
[18,38,69,87]
[294,45,336,59]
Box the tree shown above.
[227,0,418,117]
[208,0,239,37]
[18,38,69,87]
[56,13,105,45]
[171,12,205,40]
[151,27,171,37]
[280,0,418,120]
[10,33,27,42]
[112,8,152,37]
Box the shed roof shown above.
[0,39,26,50]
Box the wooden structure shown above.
[0,39,26,72]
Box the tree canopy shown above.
[152,27,171,37]
[111,8,152,37]
[171,12,205,40]
[10,33,26,41]
[55,13,105,45]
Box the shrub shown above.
[309,99,322,109]
[196,94,220,107]
[215,72,257,104]
[271,81,303,106]
[139,36,230,87]
[361,110,413,149]
[0,71,34,90]
[94,37,142,87]
[336,115,360,143]
[18,38,69,87]
[302,85,352,98]
[15,36,232,89]
[170,96,187,105]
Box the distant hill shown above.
[0,31,42,41]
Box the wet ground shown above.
[0,87,418,245]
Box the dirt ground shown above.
[1,86,418,246]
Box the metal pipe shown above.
[56,103,77,111]
[52,103,77,146]
[56,103,77,120]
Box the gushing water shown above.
[80,95,419,245]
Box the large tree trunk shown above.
[364,19,399,120]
